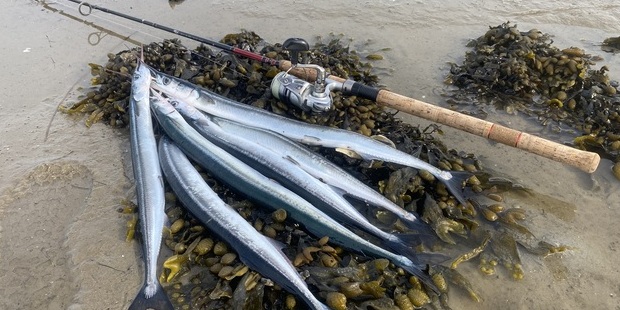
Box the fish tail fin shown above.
[415,252,452,265]
[441,171,472,206]
[394,258,441,294]
[400,215,437,237]
[384,233,448,265]
[128,283,174,310]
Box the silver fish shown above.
[149,70,471,206]
[167,97,428,263]
[128,61,173,310]
[149,92,439,293]
[157,136,330,310]
[212,115,432,233]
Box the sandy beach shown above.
[1,1,620,309]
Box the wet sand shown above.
[1,1,620,309]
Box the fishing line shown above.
[63,0,280,66]
[43,0,165,44]
[42,0,251,82]
[37,0,142,46]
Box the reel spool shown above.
[271,38,336,113]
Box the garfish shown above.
[128,61,173,310]
[149,92,440,292]
[211,115,432,234]
[157,135,331,310]
[149,70,471,206]
[166,96,430,263]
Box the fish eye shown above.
[170,101,179,107]
[162,77,171,85]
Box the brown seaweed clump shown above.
[66,31,569,309]
[602,36,620,54]
[446,22,620,178]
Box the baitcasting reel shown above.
[271,38,340,113]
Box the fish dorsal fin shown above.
[335,147,363,159]
[266,236,287,251]
[327,184,347,196]
[264,235,295,265]
[371,134,396,148]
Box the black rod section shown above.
[64,0,279,66]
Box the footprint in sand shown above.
[0,161,93,309]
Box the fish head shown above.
[131,61,152,100]
[133,60,152,82]
[167,99,205,123]
[151,72,197,101]
[150,91,178,116]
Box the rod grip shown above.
[278,60,318,80]
[376,90,600,173]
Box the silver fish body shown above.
[149,70,470,206]
[169,98,420,257]
[211,115,432,233]
[157,136,330,310]
[128,61,173,310]
[149,94,438,293]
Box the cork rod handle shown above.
[377,91,600,173]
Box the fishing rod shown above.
[64,0,601,173]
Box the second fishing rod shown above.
[64,0,601,173]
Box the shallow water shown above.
[1,0,619,309]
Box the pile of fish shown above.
[127,58,473,309]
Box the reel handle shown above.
[283,38,309,65]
